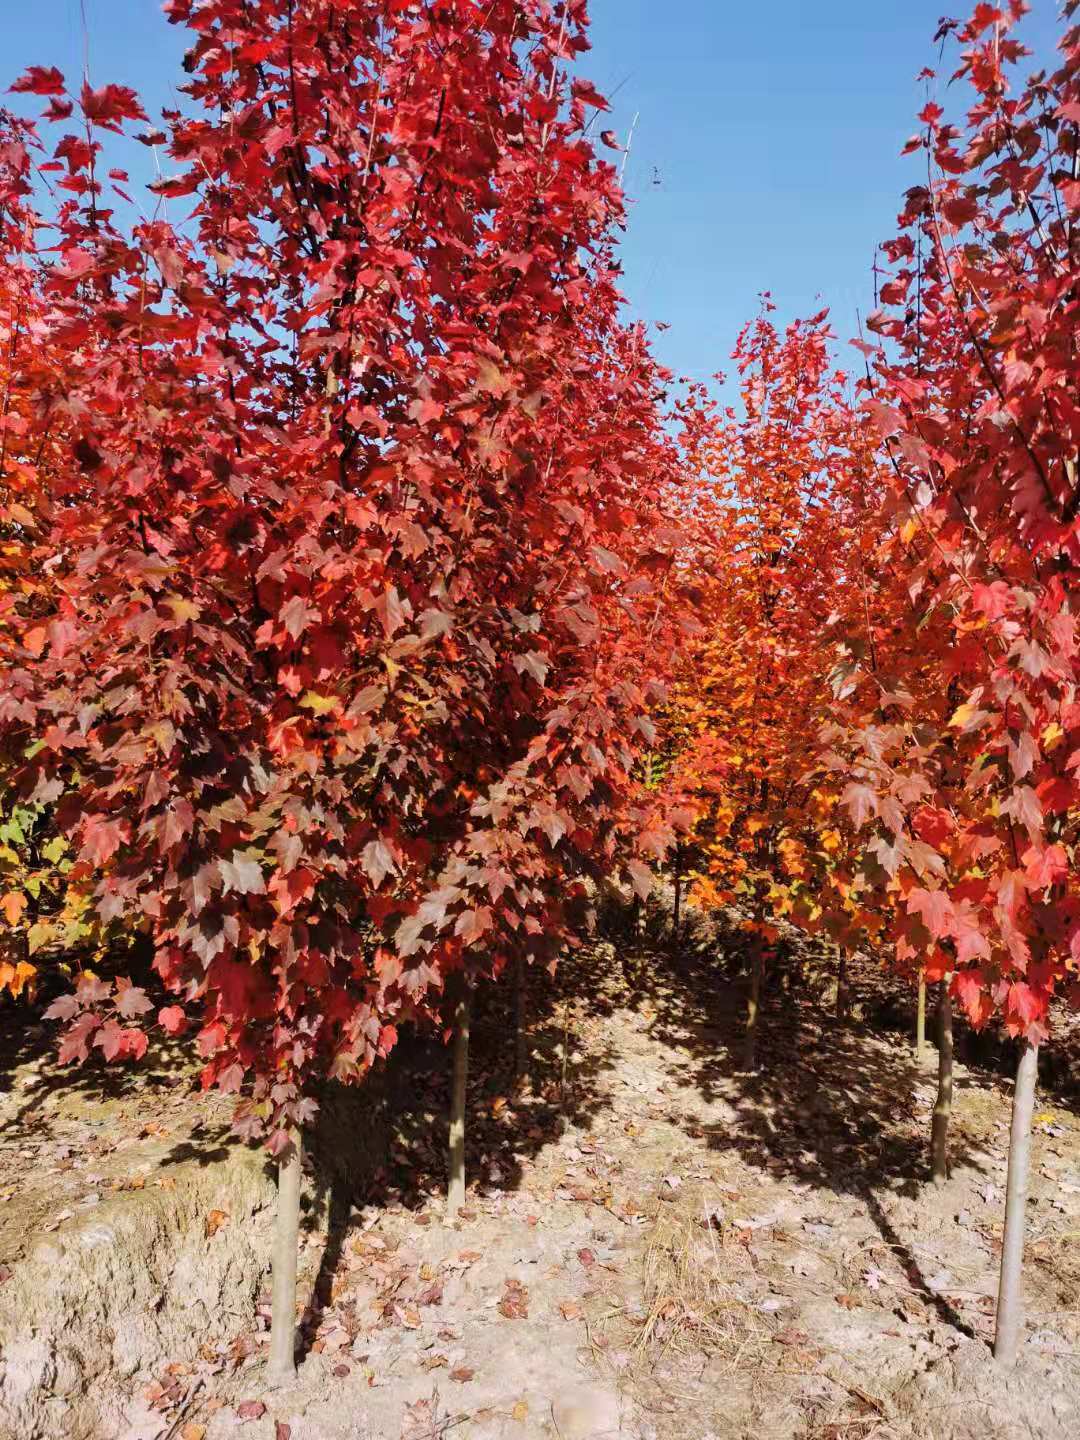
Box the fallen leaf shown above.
[512,1399,529,1422]
[401,1397,439,1440]
[205,1209,229,1237]
[559,1298,584,1320]
[498,1278,529,1320]
[236,1401,266,1421]
[773,1326,810,1347]
[450,1367,475,1383]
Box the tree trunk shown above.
[743,943,764,1071]
[930,982,953,1186]
[915,969,927,1059]
[268,1128,302,1387]
[835,945,849,1023]
[671,846,682,942]
[512,952,528,1088]
[993,1040,1039,1366]
[447,985,471,1220]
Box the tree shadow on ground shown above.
[0,1010,212,1137]
[597,907,997,1337]
[282,960,620,1360]
[0,937,200,1136]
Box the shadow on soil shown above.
[7,897,1077,1358]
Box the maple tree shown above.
[822,0,1080,1365]
[660,305,881,1065]
[1,0,700,1383]
[2,0,1075,1397]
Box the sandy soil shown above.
[3,921,1079,1440]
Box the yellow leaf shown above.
[164,594,201,623]
[27,921,53,955]
[1042,722,1064,750]
[299,690,341,716]
[511,1400,529,1422]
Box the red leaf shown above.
[10,66,66,96]
[80,82,147,130]
[571,79,610,112]
[159,1005,188,1036]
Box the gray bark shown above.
[447,986,471,1219]
[743,944,764,1071]
[993,1040,1039,1365]
[513,953,528,1087]
[930,982,953,1185]
[268,1128,302,1386]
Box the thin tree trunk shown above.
[513,952,528,1088]
[915,969,927,1059]
[930,982,953,1186]
[268,1128,302,1386]
[994,1040,1039,1366]
[559,1001,571,1114]
[743,943,764,1071]
[447,985,471,1220]
[671,846,682,942]
[835,945,849,1023]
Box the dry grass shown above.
[627,1186,772,1366]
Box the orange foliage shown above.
[664,304,881,947]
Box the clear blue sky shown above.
[5,1,1065,383]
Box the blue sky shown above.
[5,1,1066,384]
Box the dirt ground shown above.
[2,917,1080,1440]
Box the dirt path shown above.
[170,938,1080,1440]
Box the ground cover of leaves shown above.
[4,924,1080,1440]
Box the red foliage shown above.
[826,2,1080,1040]
[0,0,698,1144]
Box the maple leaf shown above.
[361,838,396,888]
[159,1005,188,1035]
[841,783,877,829]
[219,852,265,896]
[10,66,66,96]
[81,815,127,865]
[571,78,610,111]
[0,892,26,926]
[513,651,549,686]
[80,82,148,130]
[280,595,320,640]
[115,982,153,1019]
[299,690,340,716]
[454,907,492,944]
[907,887,954,941]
